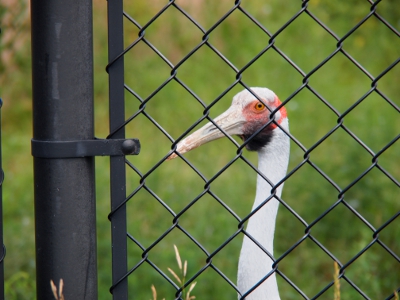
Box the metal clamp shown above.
[31,138,140,158]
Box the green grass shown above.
[1,0,399,299]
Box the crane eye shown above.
[254,102,265,111]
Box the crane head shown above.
[167,87,287,160]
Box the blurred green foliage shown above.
[1,0,399,299]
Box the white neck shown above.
[237,119,290,300]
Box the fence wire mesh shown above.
[106,1,399,299]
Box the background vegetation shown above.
[1,0,399,299]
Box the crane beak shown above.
[167,106,245,160]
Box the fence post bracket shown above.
[31,138,140,158]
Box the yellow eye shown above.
[255,102,265,111]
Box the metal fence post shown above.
[31,1,97,299]
[0,98,4,299]
[107,0,128,298]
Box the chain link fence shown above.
[106,1,399,299]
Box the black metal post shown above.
[31,1,97,299]
[0,98,4,299]
[107,0,128,298]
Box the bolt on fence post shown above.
[31,1,97,299]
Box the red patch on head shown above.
[274,96,287,123]
[242,97,287,132]
[267,96,287,129]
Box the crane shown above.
[168,87,290,299]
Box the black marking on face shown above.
[241,129,274,151]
